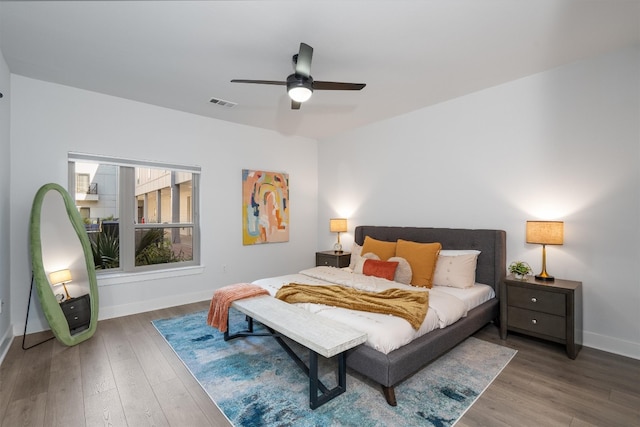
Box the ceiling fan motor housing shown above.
[286,73,313,102]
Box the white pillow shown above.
[387,256,413,285]
[349,243,363,270]
[354,252,380,273]
[433,250,481,288]
[387,256,412,285]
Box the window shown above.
[76,173,90,194]
[79,207,90,220]
[68,153,200,274]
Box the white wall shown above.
[10,76,318,333]
[317,48,640,359]
[0,36,12,359]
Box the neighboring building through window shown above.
[68,153,200,273]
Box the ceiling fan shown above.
[231,42,366,110]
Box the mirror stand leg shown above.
[22,273,55,350]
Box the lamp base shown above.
[535,274,555,282]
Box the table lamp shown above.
[330,218,348,253]
[526,221,564,281]
[49,269,73,301]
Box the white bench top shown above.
[232,295,367,358]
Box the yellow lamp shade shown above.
[49,269,72,285]
[526,221,564,245]
[329,218,348,233]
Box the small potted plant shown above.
[509,261,532,279]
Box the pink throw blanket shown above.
[207,283,269,332]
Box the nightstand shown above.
[60,294,91,334]
[315,251,351,268]
[500,275,582,359]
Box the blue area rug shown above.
[153,309,516,427]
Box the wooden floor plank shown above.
[0,340,26,422]
[10,336,53,402]
[98,317,137,363]
[1,392,47,427]
[45,343,86,427]
[84,387,127,427]
[151,377,215,426]
[110,354,171,427]
[79,333,117,397]
[131,334,176,386]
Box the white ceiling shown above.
[1,1,638,140]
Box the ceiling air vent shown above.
[209,97,237,108]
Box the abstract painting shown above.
[242,169,289,245]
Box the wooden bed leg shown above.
[382,385,397,406]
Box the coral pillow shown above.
[362,259,399,281]
[354,252,380,273]
[361,236,397,261]
[395,239,442,288]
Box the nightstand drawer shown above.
[60,294,91,331]
[507,306,566,340]
[507,286,566,316]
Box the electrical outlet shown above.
[222,264,227,273]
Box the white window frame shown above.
[68,152,201,281]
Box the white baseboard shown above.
[584,331,640,360]
[98,289,213,320]
[0,324,14,366]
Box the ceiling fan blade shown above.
[231,79,286,86]
[313,81,366,91]
[291,100,301,110]
[295,43,313,78]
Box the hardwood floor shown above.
[1,301,638,426]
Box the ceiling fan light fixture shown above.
[287,74,313,103]
[288,86,312,103]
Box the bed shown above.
[254,225,506,405]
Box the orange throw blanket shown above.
[275,283,429,330]
[207,283,269,332]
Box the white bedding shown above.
[252,266,494,354]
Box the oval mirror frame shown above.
[29,183,99,345]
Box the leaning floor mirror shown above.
[28,182,99,346]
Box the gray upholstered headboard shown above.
[354,226,506,293]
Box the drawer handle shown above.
[531,297,537,303]
[531,319,537,325]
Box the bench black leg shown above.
[309,350,347,410]
[224,313,349,409]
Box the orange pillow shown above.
[361,236,397,260]
[395,239,442,288]
[362,259,399,281]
